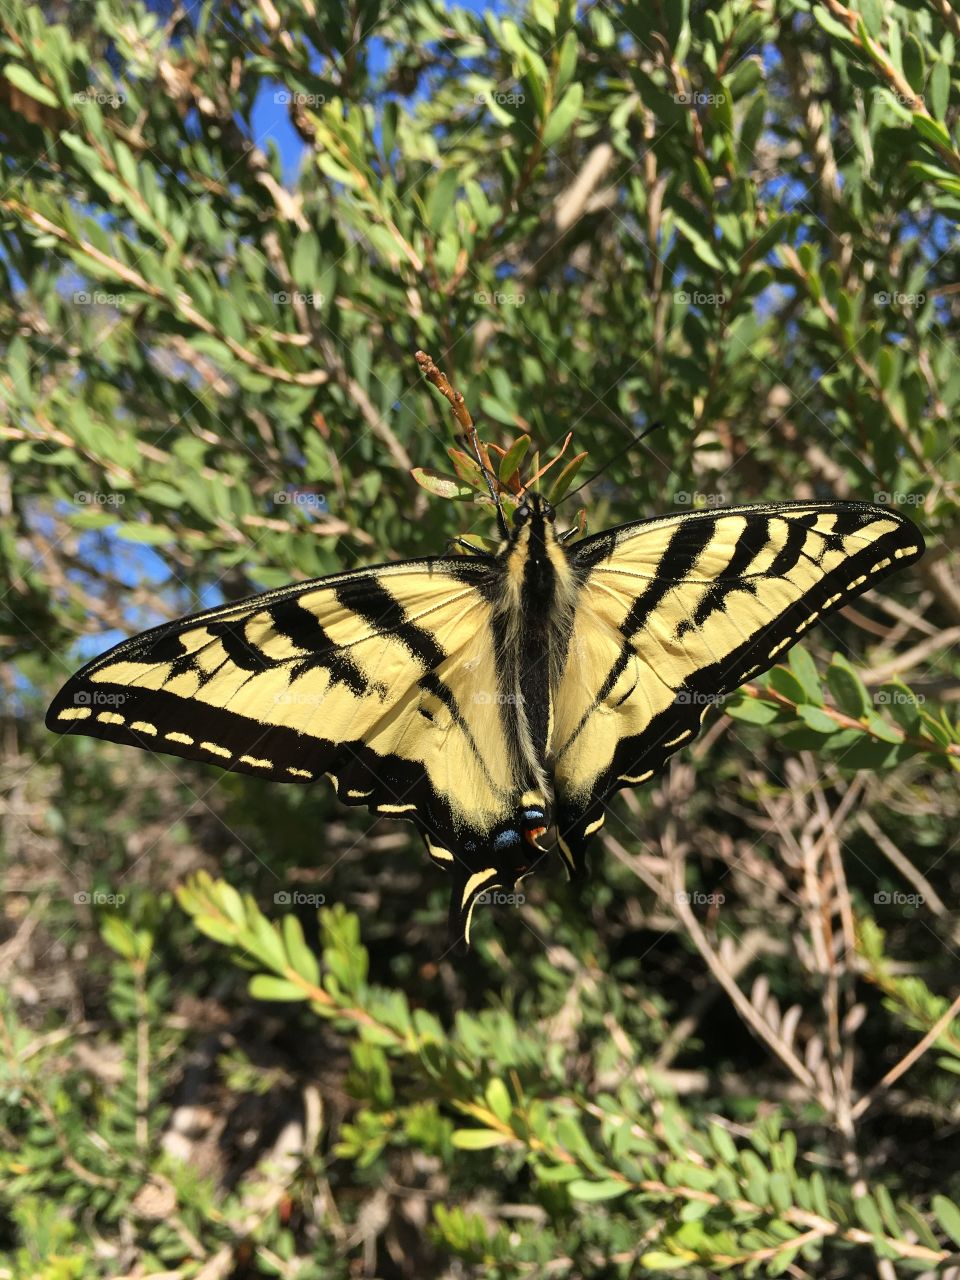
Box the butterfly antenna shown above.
[416,350,509,540]
[561,419,666,502]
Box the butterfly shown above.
[47,494,923,946]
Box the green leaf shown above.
[425,168,459,233]
[798,705,839,735]
[249,974,308,1002]
[410,467,476,500]
[832,737,902,770]
[826,656,870,717]
[854,1193,885,1235]
[536,1162,582,1183]
[542,82,584,149]
[673,214,725,270]
[789,647,823,705]
[902,35,925,94]
[859,0,883,37]
[863,711,904,744]
[812,6,856,43]
[282,914,320,987]
[725,698,780,725]
[497,435,531,484]
[708,1122,738,1165]
[912,113,952,150]
[451,1128,512,1149]
[291,231,320,284]
[4,64,59,108]
[769,667,806,704]
[878,682,923,731]
[639,1252,691,1271]
[567,1178,629,1202]
[193,914,239,947]
[100,916,138,960]
[115,523,175,545]
[556,31,578,94]
[485,1077,512,1124]
[929,59,950,123]
[138,481,184,507]
[547,451,587,503]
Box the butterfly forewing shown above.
[46,555,539,934]
[552,502,925,871]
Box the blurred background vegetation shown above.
[1,0,960,1276]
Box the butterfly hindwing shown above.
[45,556,538,940]
[552,502,925,872]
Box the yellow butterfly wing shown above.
[46,556,533,941]
[552,502,924,873]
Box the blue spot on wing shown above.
[494,829,521,851]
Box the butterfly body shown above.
[47,495,923,945]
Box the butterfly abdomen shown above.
[491,504,579,809]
